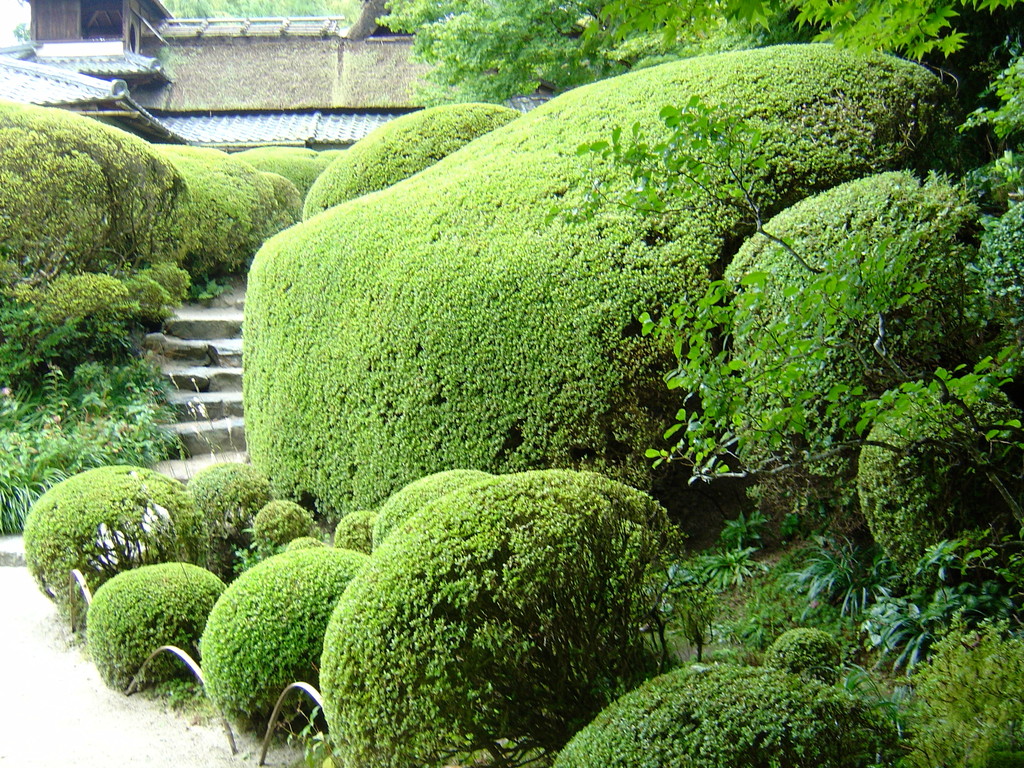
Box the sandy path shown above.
[0,566,300,768]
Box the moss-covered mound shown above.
[303,103,519,218]
[200,547,367,722]
[86,562,225,690]
[857,393,1022,573]
[0,101,182,278]
[23,466,205,610]
[156,146,299,278]
[371,469,492,549]
[332,509,376,554]
[764,628,843,684]
[188,463,273,581]
[246,45,955,516]
[234,147,334,199]
[253,500,315,551]
[552,664,897,768]
[320,469,672,766]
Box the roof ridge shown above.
[0,55,125,99]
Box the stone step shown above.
[169,417,246,456]
[153,451,251,483]
[164,365,243,393]
[164,308,244,341]
[0,535,25,568]
[146,334,243,367]
[169,390,245,420]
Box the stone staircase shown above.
[149,280,248,482]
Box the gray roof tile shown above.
[38,50,165,78]
[153,110,401,146]
[0,55,126,105]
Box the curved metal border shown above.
[69,569,93,633]
[125,644,237,755]
[259,682,324,766]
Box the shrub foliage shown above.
[763,627,843,684]
[253,499,315,550]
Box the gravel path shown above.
[0,563,300,768]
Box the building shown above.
[0,0,428,147]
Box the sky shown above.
[0,0,31,46]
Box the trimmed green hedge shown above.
[332,509,376,554]
[552,664,898,768]
[253,500,315,550]
[286,536,325,551]
[155,146,299,278]
[764,628,842,684]
[320,469,672,767]
[303,103,519,218]
[371,469,492,548]
[245,45,955,516]
[23,466,205,611]
[188,463,273,581]
[200,547,367,723]
[86,562,225,690]
[234,147,335,199]
[0,100,183,279]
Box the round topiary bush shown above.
[286,536,325,551]
[371,469,493,548]
[552,664,898,768]
[23,465,205,610]
[188,463,273,581]
[253,500,315,551]
[246,44,956,517]
[320,469,673,767]
[156,145,298,278]
[764,628,843,684]
[86,562,225,690]
[857,392,1022,573]
[200,547,368,723]
[0,100,183,280]
[235,147,334,199]
[332,509,376,554]
[303,103,519,218]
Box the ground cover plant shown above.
[246,43,954,518]
[320,469,673,767]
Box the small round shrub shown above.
[23,465,205,610]
[234,147,332,198]
[552,664,898,768]
[0,100,183,280]
[253,500,315,551]
[22,273,135,324]
[857,392,1022,573]
[303,103,519,218]
[260,170,303,230]
[156,145,297,278]
[764,627,842,684]
[86,562,225,690]
[320,469,672,767]
[200,547,368,723]
[332,509,376,554]
[371,469,492,548]
[286,536,325,551]
[188,463,273,581]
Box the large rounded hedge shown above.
[320,469,672,767]
[552,664,898,768]
[188,463,273,581]
[200,547,367,722]
[303,103,519,218]
[23,466,205,610]
[371,468,493,548]
[86,562,225,690]
[246,44,955,516]
[0,100,182,278]
[723,172,978,510]
[155,145,299,278]
[857,393,1022,573]
[234,147,334,199]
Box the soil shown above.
[0,566,302,768]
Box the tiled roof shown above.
[39,50,165,78]
[0,55,127,105]
[152,110,404,146]
[159,17,348,37]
